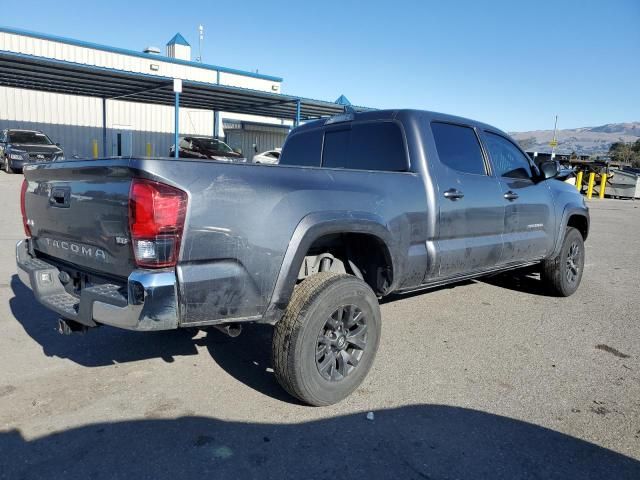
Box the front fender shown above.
[263,211,398,323]
[551,204,590,257]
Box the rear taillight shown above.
[129,178,187,268]
[20,179,31,237]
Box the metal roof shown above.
[0,25,283,82]
[167,33,190,46]
[0,50,372,121]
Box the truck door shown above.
[428,121,505,279]
[480,131,555,263]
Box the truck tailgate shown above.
[23,161,135,279]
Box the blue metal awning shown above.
[0,50,371,120]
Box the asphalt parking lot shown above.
[0,171,638,479]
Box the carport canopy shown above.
[0,50,372,156]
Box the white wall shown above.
[0,31,281,92]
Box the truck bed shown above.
[22,156,426,326]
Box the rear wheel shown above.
[541,227,585,296]
[272,272,381,406]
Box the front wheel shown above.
[541,227,585,296]
[272,272,381,406]
[3,157,13,174]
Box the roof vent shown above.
[143,46,161,55]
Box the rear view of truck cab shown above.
[17,170,187,333]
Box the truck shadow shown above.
[1,405,638,480]
[481,266,554,296]
[8,274,292,402]
[8,275,201,366]
[8,270,556,404]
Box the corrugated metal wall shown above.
[224,122,289,162]
[0,86,294,158]
[0,86,214,158]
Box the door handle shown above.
[443,188,464,200]
[504,191,519,201]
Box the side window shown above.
[0,131,5,142]
[484,132,532,179]
[179,138,191,149]
[278,129,323,167]
[322,129,351,169]
[321,122,407,171]
[431,122,486,175]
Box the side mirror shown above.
[539,160,559,180]
[55,142,61,147]
[233,148,242,154]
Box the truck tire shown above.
[272,272,381,406]
[541,227,585,297]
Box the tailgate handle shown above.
[50,187,71,208]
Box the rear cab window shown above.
[431,122,487,175]
[280,121,408,172]
[278,129,323,167]
[322,122,408,172]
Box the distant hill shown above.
[510,122,640,156]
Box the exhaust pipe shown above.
[213,323,242,338]
[57,318,89,335]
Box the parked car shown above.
[169,136,246,162]
[16,109,589,406]
[253,148,281,164]
[0,129,64,173]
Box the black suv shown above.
[169,136,246,162]
[0,129,64,173]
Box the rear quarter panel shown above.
[138,158,428,324]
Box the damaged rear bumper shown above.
[16,239,179,331]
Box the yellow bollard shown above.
[575,171,583,192]
[92,139,99,159]
[599,173,607,199]
[146,142,152,157]
[586,172,595,199]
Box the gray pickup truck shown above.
[16,109,589,405]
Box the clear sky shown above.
[2,0,638,132]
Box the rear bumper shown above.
[16,239,179,331]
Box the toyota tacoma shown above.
[16,109,589,405]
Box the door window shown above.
[484,132,533,179]
[431,122,486,175]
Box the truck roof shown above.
[296,109,507,137]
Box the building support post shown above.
[294,99,301,128]
[102,97,107,157]
[213,110,219,139]
[174,91,180,159]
